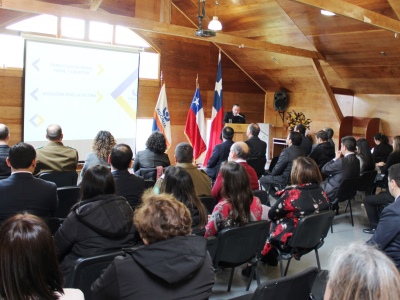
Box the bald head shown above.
[46,124,63,141]
[229,141,249,161]
[0,124,10,143]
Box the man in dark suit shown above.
[259,131,305,193]
[206,126,234,181]
[223,104,246,124]
[245,123,267,159]
[367,163,400,268]
[212,141,259,201]
[309,130,335,171]
[294,124,312,156]
[109,144,145,210]
[321,136,360,202]
[0,142,58,223]
[0,124,11,177]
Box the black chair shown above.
[229,267,319,300]
[206,236,219,262]
[65,251,124,300]
[273,211,335,277]
[56,186,80,218]
[331,177,360,228]
[136,167,157,181]
[253,189,269,206]
[144,179,156,189]
[213,220,270,292]
[357,169,378,196]
[200,196,217,214]
[268,156,279,173]
[247,157,267,179]
[311,269,329,300]
[38,171,78,187]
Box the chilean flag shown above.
[185,86,207,160]
[152,83,172,149]
[203,51,224,165]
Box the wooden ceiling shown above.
[1,0,400,96]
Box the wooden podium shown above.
[225,123,249,142]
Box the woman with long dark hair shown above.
[160,166,208,235]
[372,133,393,163]
[0,214,84,299]
[54,165,138,280]
[356,138,375,173]
[204,161,262,238]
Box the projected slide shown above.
[23,38,139,159]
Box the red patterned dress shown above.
[204,196,263,238]
[261,183,329,256]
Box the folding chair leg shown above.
[315,249,321,270]
[284,258,292,276]
[246,263,260,291]
[227,267,235,292]
[349,198,354,226]
[278,254,285,277]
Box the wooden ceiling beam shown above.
[311,58,343,123]
[1,0,322,59]
[387,0,400,20]
[90,0,103,11]
[291,0,400,34]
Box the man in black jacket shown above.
[223,104,246,124]
[321,136,360,202]
[110,144,145,210]
[309,130,335,171]
[0,124,11,177]
[294,123,312,156]
[259,131,305,193]
[245,123,267,160]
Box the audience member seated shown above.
[260,132,305,196]
[321,136,360,204]
[249,157,329,271]
[366,163,400,269]
[0,213,84,300]
[325,243,400,300]
[91,192,215,299]
[363,137,400,234]
[205,162,262,238]
[0,142,57,223]
[356,138,375,173]
[133,131,170,174]
[372,133,393,163]
[245,123,267,160]
[34,124,78,174]
[0,124,11,177]
[54,165,139,280]
[206,126,234,182]
[308,130,335,171]
[81,130,116,177]
[294,124,312,156]
[159,166,208,235]
[212,141,259,201]
[324,127,335,150]
[155,142,212,196]
[109,143,145,210]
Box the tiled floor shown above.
[209,195,371,299]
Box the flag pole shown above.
[160,71,163,87]
[196,74,199,89]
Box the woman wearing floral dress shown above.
[261,156,329,265]
[204,161,262,238]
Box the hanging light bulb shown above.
[208,1,222,31]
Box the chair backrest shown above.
[56,186,81,218]
[335,177,359,203]
[38,171,78,187]
[213,220,270,268]
[268,156,279,173]
[199,196,217,214]
[65,251,124,300]
[144,179,156,189]
[251,267,319,300]
[357,169,378,193]
[206,236,219,262]
[247,157,267,179]
[252,190,269,205]
[288,211,335,250]
[136,167,157,181]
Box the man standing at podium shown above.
[223,104,246,124]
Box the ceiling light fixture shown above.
[321,10,335,16]
[208,1,222,31]
[195,0,217,37]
